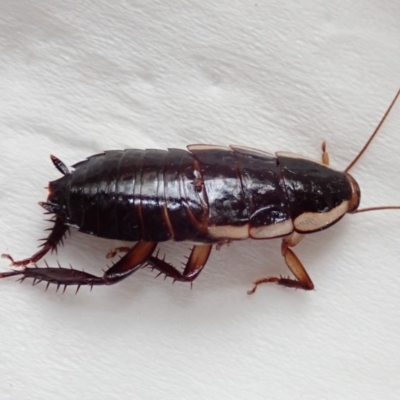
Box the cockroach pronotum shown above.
[1,89,399,294]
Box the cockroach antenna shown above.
[345,88,400,214]
[346,89,400,173]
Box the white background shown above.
[0,2,399,399]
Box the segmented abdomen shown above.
[61,149,208,242]
[49,146,292,243]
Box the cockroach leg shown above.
[106,246,131,259]
[216,241,231,250]
[0,242,157,290]
[280,241,314,289]
[1,217,68,267]
[321,141,330,166]
[284,232,305,247]
[247,234,314,294]
[147,244,212,283]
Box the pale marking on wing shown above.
[230,145,274,157]
[250,219,294,239]
[293,201,349,232]
[188,144,230,152]
[208,224,249,239]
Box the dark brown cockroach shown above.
[1,89,399,293]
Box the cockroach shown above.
[1,89,399,294]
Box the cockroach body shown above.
[1,90,399,293]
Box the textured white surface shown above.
[0,2,400,399]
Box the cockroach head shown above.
[345,173,361,213]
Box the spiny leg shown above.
[321,141,330,166]
[147,244,212,283]
[2,217,69,267]
[0,241,157,291]
[248,233,314,294]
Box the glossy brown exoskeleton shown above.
[1,89,399,293]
